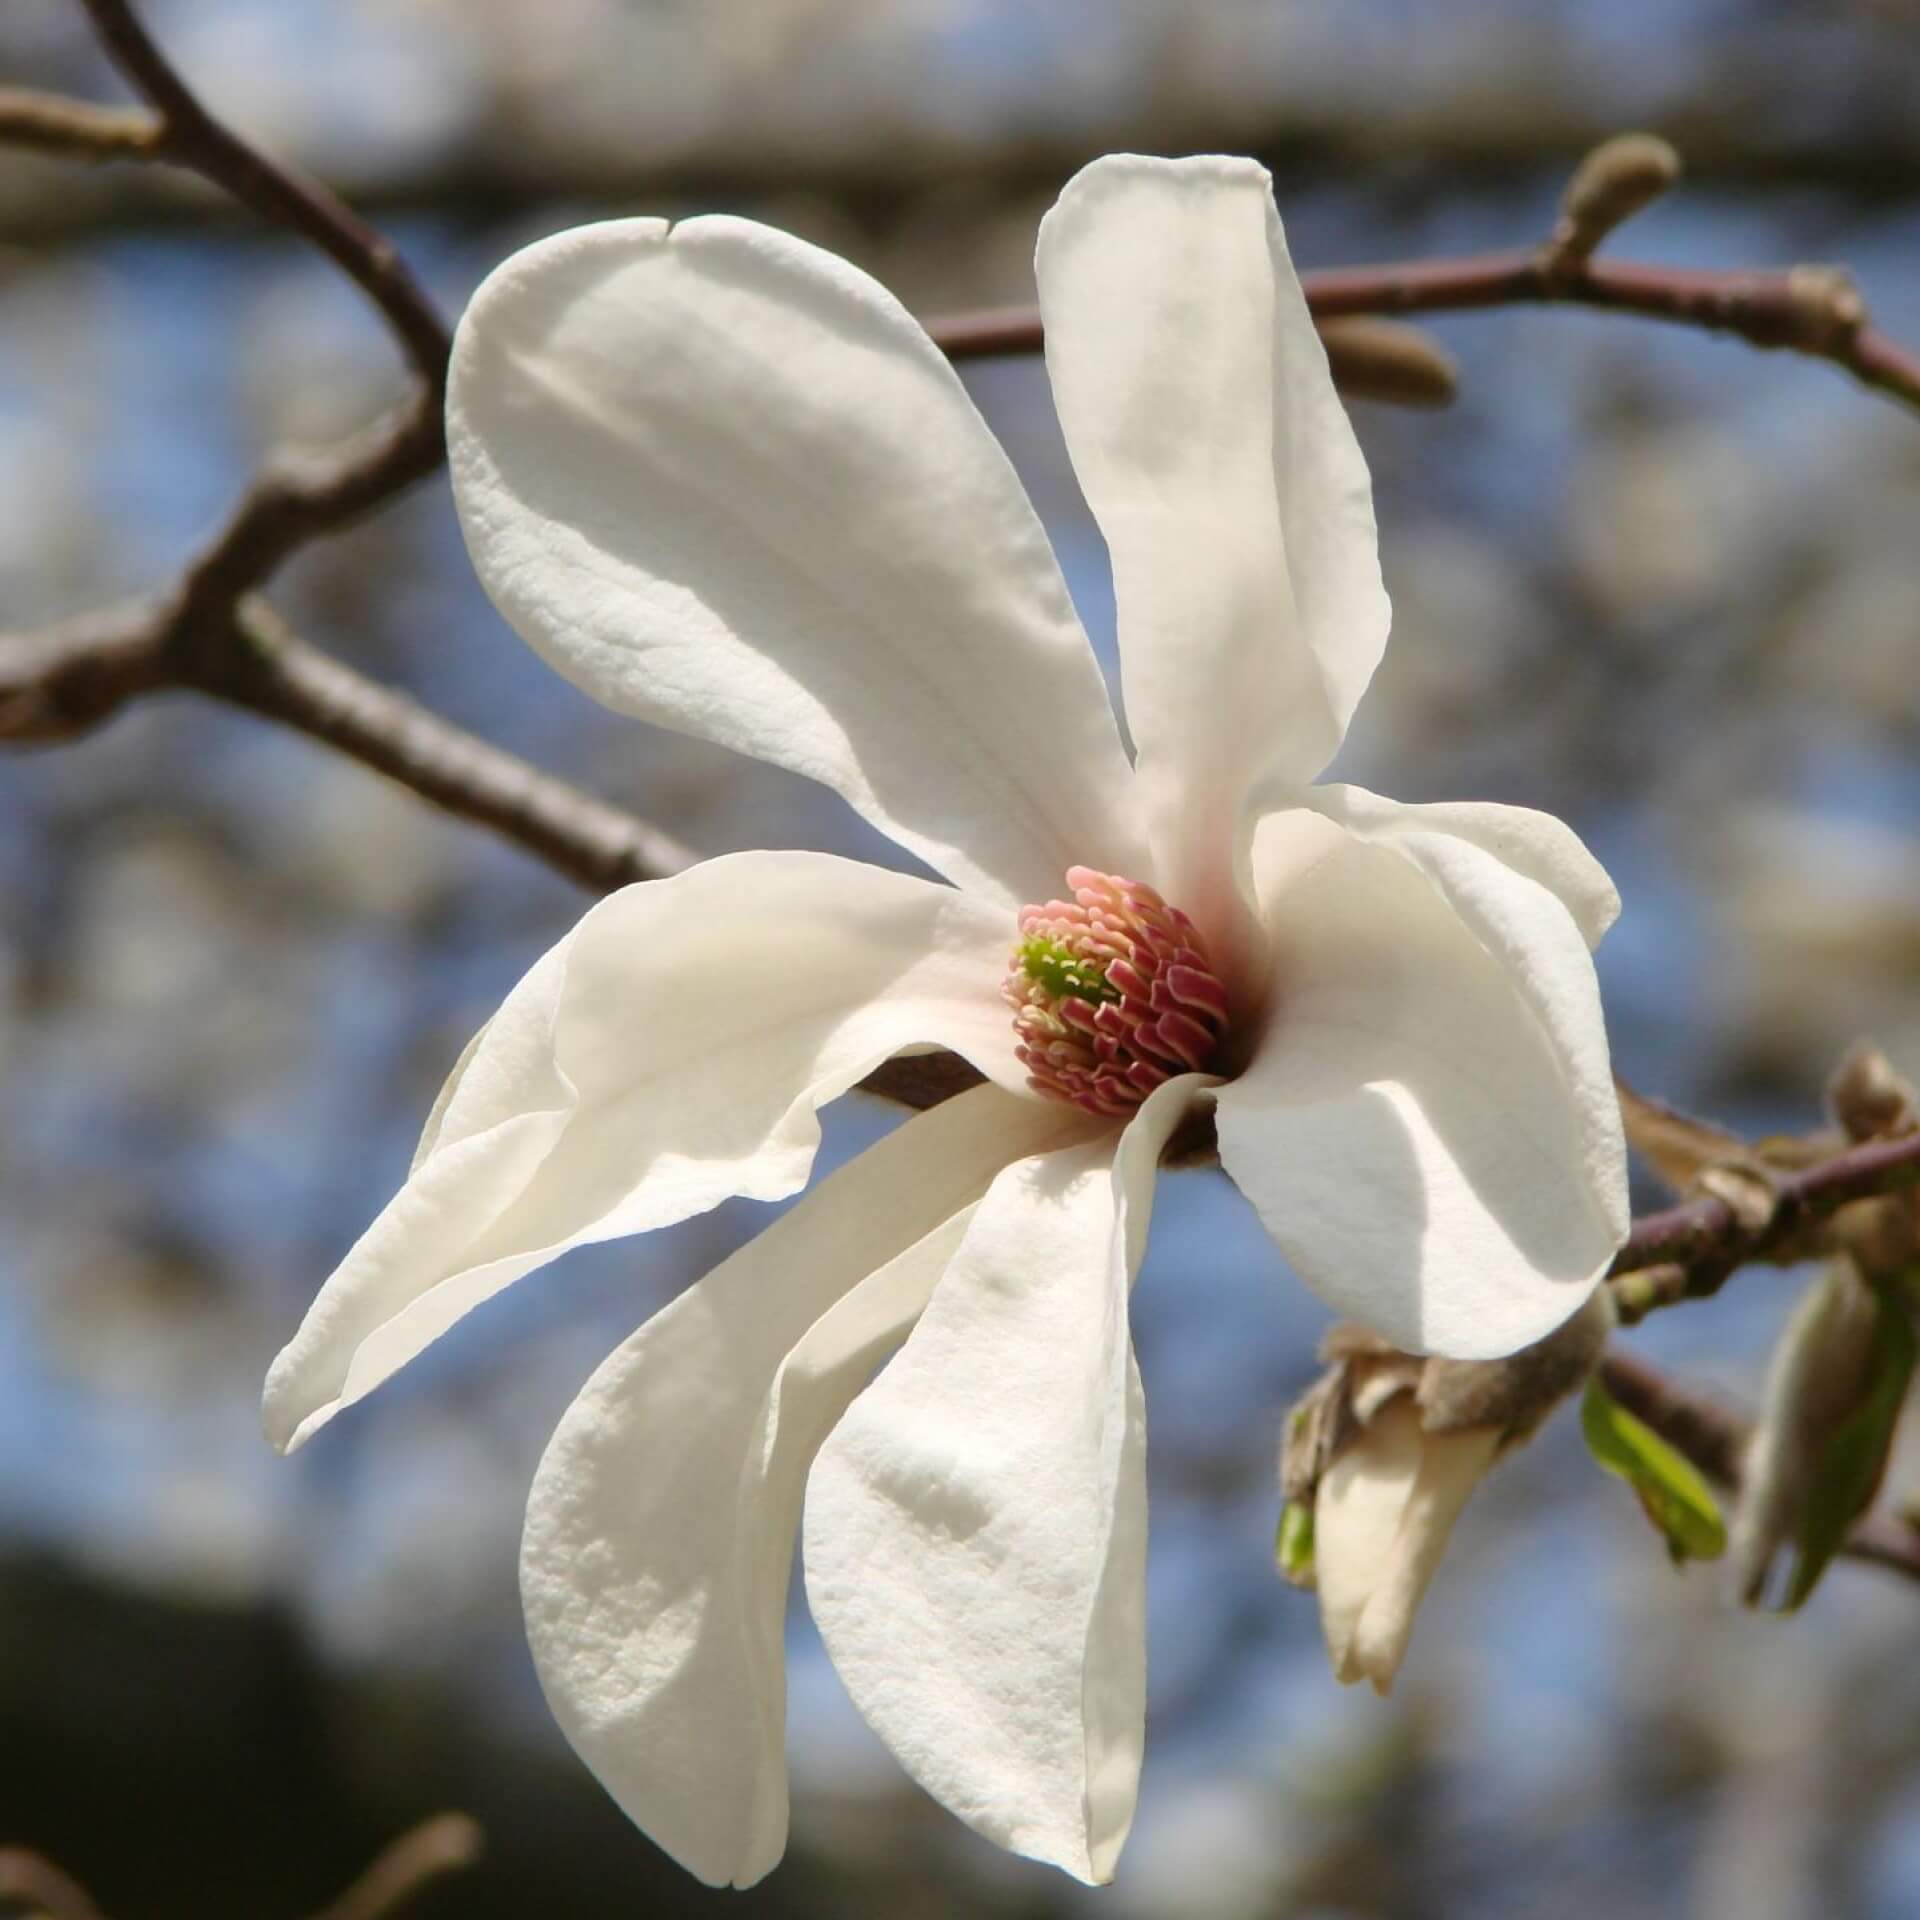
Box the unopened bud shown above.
[1279,1291,1613,1693]
[1320,318,1459,410]
[1548,133,1683,270]
[1828,1043,1918,1143]
[1732,1258,1917,1610]
[1782,265,1867,353]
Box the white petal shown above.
[1356,823,1628,1246]
[1351,1425,1498,1693]
[1216,812,1623,1359]
[1309,783,1621,949]
[521,1084,1083,1888]
[265,850,1030,1452]
[1314,1391,1421,1685]
[449,214,1144,909]
[1036,154,1389,969]
[805,1075,1204,1883]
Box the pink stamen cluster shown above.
[1003,866,1231,1118]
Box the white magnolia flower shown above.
[265,153,1628,1887]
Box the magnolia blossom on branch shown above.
[264,155,1628,1886]
[0,4,1916,1885]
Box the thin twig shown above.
[1609,1127,1920,1290]
[305,1815,483,1920]
[215,603,697,889]
[80,0,449,604]
[81,0,442,373]
[0,85,159,161]
[930,250,1920,414]
[1596,1348,1920,1584]
[0,1,685,889]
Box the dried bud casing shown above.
[1616,1081,1749,1198]
[1420,1287,1616,1441]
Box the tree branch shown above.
[81,0,442,374]
[1608,1127,1920,1293]
[305,1814,482,1920]
[930,247,1920,413]
[1596,1348,1920,1586]
[0,1,688,890]
[0,85,159,161]
[77,0,449,604]
[213,603,697,889]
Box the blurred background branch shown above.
[305,1814,484,1920]
[0,1818,481,1920]
[0,1850,108,1920]
[0,0,691,883]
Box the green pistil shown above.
[1018,935,1117,1006]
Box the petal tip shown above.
[1052,150,1275,207]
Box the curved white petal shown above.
[1036,154,1390,973]
[265,851,1030,1452]
[805,1074,1206,1883]
[449,214,1145,909]
[521,1084,1085,1889]
[1351,1424,1498,1693]
[1316,1397,1496,1694]
[1314,1391,1421,1685]
[1216,811,1623,1360]
[1309,783,1621,949]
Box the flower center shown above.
[1002,866,1229,1117]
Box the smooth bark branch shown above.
[1608,1127,1920,1289]
[1595,1348,1920,1585]
[80,0,449,603]
[213,604,699,889]
[0,0,685,888]
[305,1814,483,1920]
[932,250,1920,413]
[0,85,160,160]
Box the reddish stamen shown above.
[1002,868,1230,1118]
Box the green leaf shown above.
[1781,1282,1917,1611]
[1581,1378,1727,1564]
[1275,1500,1316,1587]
